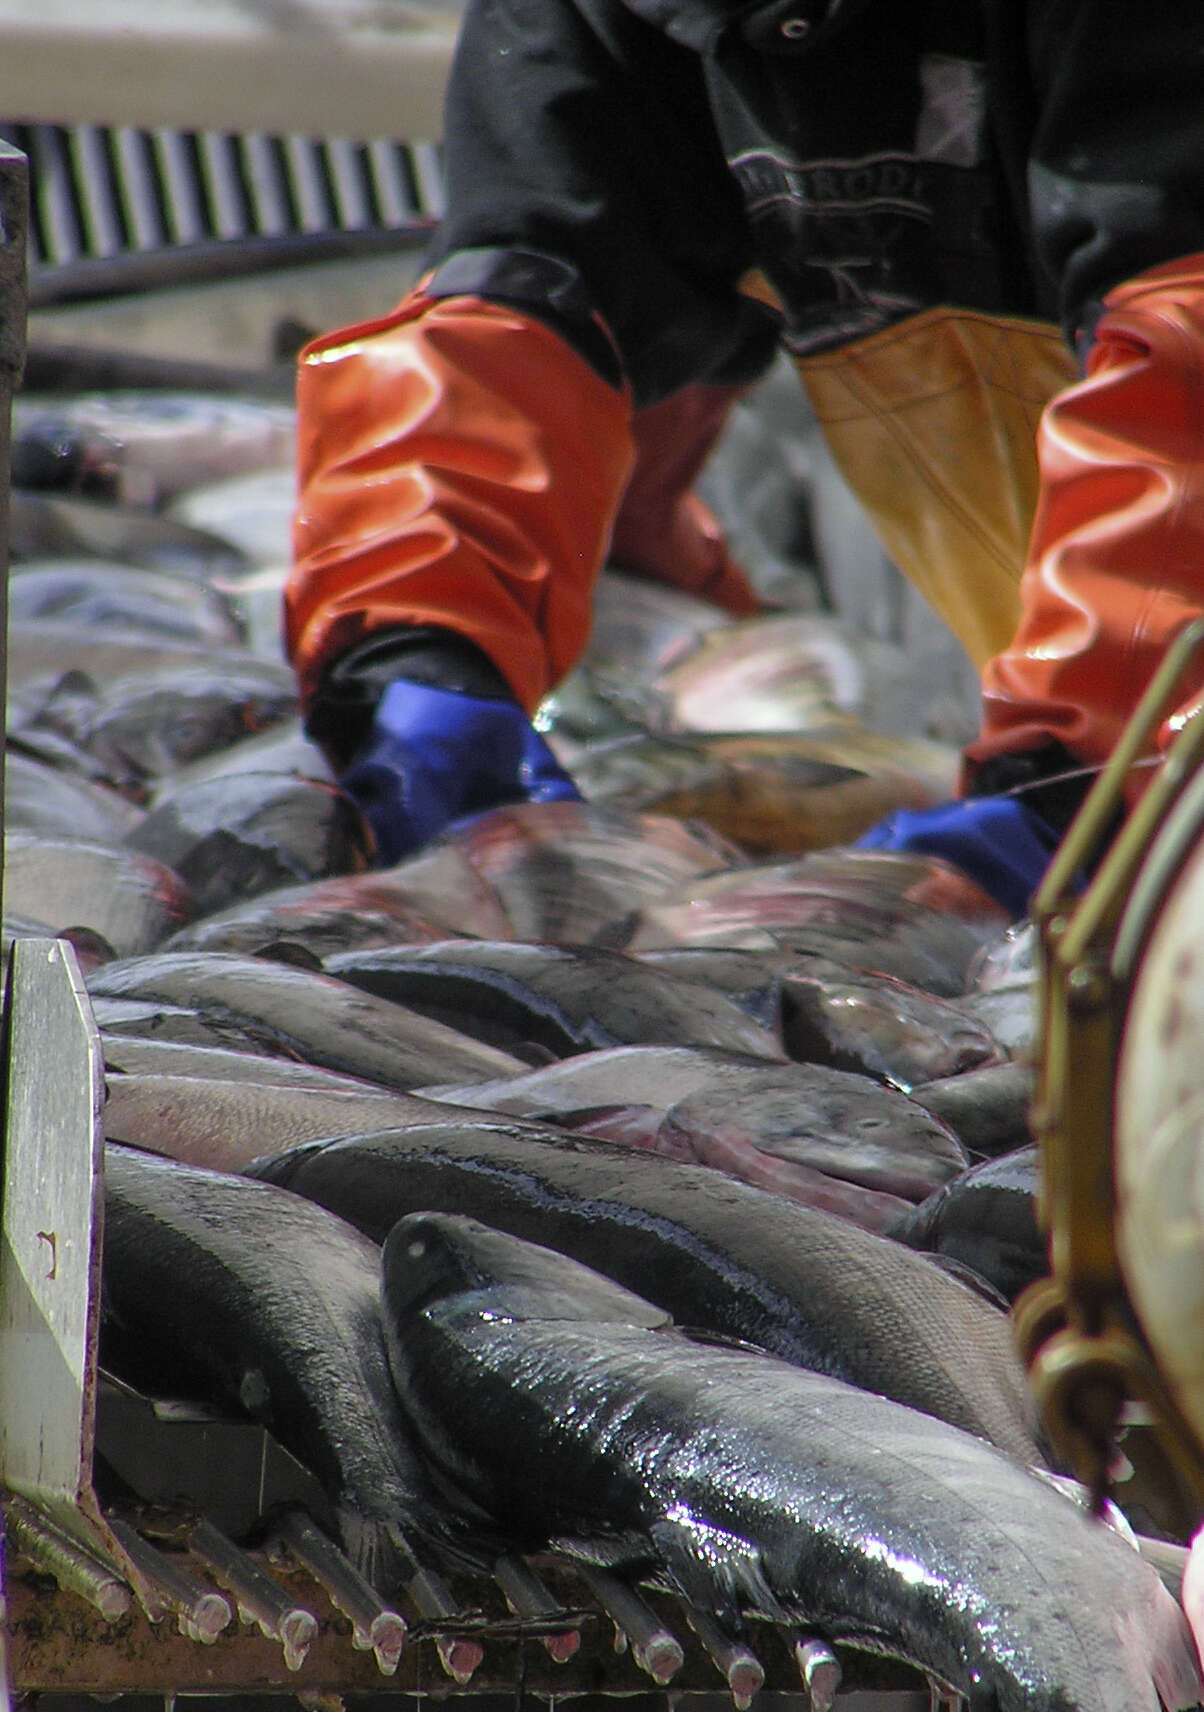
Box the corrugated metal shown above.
[0,119,444,273]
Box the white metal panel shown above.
[0,937,105,1512]
[0,0,459,142]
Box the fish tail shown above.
[648,1516,789,1633]
[335,1507,423,1597]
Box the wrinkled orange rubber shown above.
[286,291,634,714]
[610,382,762,616]
[968,255,1204,795]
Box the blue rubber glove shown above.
[339,677,581,865]
[855,795,1060,919]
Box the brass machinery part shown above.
[1015,616,1204,1529]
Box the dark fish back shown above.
[380,1213,1197,1712]
[247,1119,1042,1465]
[100,1144,441,1587]
[324,940,785,1062]
[87,950,529,1089]
[890,1144,1046,1305]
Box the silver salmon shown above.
[125,770,374,916]
[627,848,1008,994]
[380,1212,1201,1712]
[247,1116,1040,1464]
[101,1144,446,1590]
[323,940,784,1063]
[87,951,528,1089]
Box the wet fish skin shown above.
[962,920,1040,1059]
[323,940,785,1064]
[87,950,529,1090]
[3,830,194,958]
[656,1062,967,1206]
[4,750,146,844]
[77,662,300,790]
[10,389,295,509]
[161,884,457,957]
[430,800,745,948]
[165,802,741,957]
[100,1145,455,1588]
[633,946,789,1029]
[7,621,263,706]
[163,847,512,956]
[419,1043,784,1115]
[777,962,1005,1091]
[627,848,1008,995]
[99,1035,402,1088]
[531,670,646,770]
[570,726,957,857]
[100,1071,454,1172]
[888,1144,1047,1305]
[125,770,374,915]
[13,656,300,796]
[381,1212,1200,1712]
[247,1118,1043,1465]
[166,466,297,567]
[574,566,734,686]
[9,489,250,579]
[94,993,313,1058]
[634,610,898,733]
[424,1041,967,1221]
[7,558,246,648]
[908,1059,1036,1159]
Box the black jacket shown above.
[423,0,1204,406]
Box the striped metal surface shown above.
[1,120,444,272]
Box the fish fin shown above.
[920,1251,1012,1311]
[336,1508,414,1594]
[676,1324,775,1358]
[335,1507,491,1592]
[647,1515,788,1631]
[546,1530,657,1575]
[1128,1597,1204,1711]
[253,939,326,972]
[241,1140,326,1185]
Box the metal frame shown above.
[1015,619,1204,1524]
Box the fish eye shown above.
[407,1238,427,1261]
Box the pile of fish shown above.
[4,379,1200,1709]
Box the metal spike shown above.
[107,1518,230,1641]
[403,1563,484,1684]
[4,1496,131,1622]
[793,1634,842,1712]
[682,1604,764,1709]
[272,1508,406,1676]
[578,1567,684,1685]
[188,1516,316,1669]
[493,1554,580,1661]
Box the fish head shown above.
[381,1212,671,1331]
